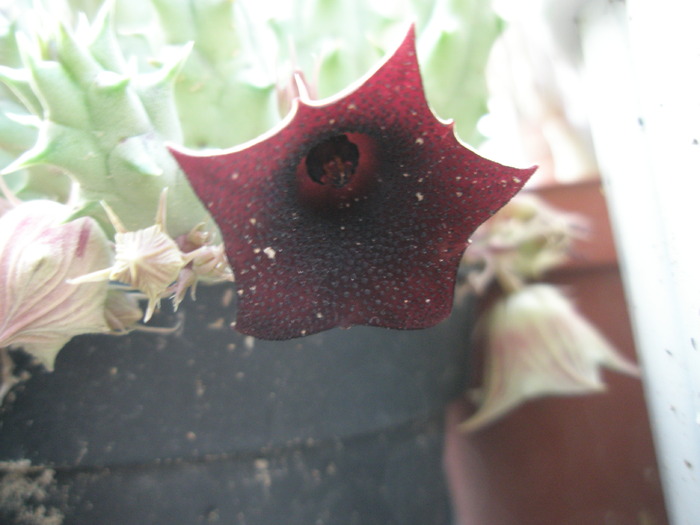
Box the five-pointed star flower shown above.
[170,26,536,339]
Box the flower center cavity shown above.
[305,134,360,188]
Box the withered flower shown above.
[464,194,587,294]
[460,284,640,432]
[0,200,111,369]
[72,190,188,322]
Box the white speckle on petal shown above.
[415,137,424,145]
[416,192,424,202]
[263,247,276,259]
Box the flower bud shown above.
[0,200,112,369]
[460,284,639,432]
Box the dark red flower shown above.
[169,27,535,340]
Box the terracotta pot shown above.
[0,282,474,524]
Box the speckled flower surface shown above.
[171,27,535,339]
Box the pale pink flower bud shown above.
[103,290,181,336]
[0,201,112,369]
[170,224,233,310]
[103,290,144,334]
[191,243,232,282]
[460,284,640,432]
[0,197,12,218]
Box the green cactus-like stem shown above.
[0,4,211,237]
[267,0,502,145]
[419,0,504,146]
[150,0,279,149]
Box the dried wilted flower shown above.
[460,284,640,432]
[463,194,586,294]
[72,190,188,322]
[0,200,112,369]
[73,190,232,321]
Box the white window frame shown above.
[575,1,700,523]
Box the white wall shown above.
[578,1,700,524]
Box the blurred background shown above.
[445,1,699,524]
